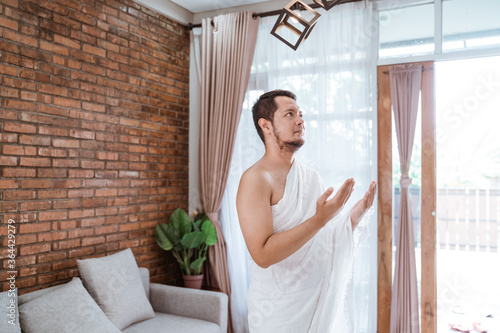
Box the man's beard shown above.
[273,129,304,153]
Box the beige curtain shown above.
[199,12,259,333]
[389,64,422,333]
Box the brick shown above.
[53,97,81,108]
[38,190,67,199]
[95,206,118,216]
[95,225,118,235]
[38,231,67,242]
[53,199,79,209]
[4,234,36,246]
[0,133,18,143]
[52,138,79,148]
[0,16,18,29]
[38,148,68,158]
[38,251,66,263]
[68,189,93,198]
[19,112,52,124]
[4,122,37,134]
[3,145,36,155]
[19,135,52,145]
[69,129,95,140]
[81,160,104,169]
[54,34,80,49]
[51,258,77,270]
[68,228,94,239]
[81,198,106,208]
[20,201,51,211]
[0,180,18,189]
[20,157,51,167]
[95,189,117,197]
[96,152,118,160]
[3,168,36,177]
[82,43,106,57]
[52,159,79,168]
[0,87,19,98]
[53,220,78,230]
[19,223,51,234]
[82,236,105,246]
[0,202,19,213]
[38,126,68,137]
[0,156,18,165]
[68,247,94,259]
[39,211,67,221]
[20,179,52,189]
[68,169,94,178]
[3,190,35,200]
[19,264,51,277]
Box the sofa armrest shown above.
[149,283,228,332]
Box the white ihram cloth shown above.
[247,159,370,333]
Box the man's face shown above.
[270,96,305,152]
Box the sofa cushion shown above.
[77,248,155,330]
[122,312,221,333]
[138,267,150,300]
[19,277,120,333]
[0,289,21,333]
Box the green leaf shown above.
[201,220,217,246]
[155,224,173,250]
[167,223,181,247]
[190,257,206,275]
[181,231,205,249]
[193,220,202,231]
[170,208,192,237]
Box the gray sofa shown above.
[125,268,228,333]
[3,249,228,333]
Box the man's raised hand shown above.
[314,178,355,226]
[350,181,377,228]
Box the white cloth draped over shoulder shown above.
[247,159,371,333]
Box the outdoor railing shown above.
[393,188,499,252]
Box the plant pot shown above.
[183,274,203,289]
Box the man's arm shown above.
[237,171,354,269]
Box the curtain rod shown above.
[382,67,434,74]
[186,0,361,30]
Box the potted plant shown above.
[155,208,217,289]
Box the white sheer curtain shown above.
[220,2,377,332]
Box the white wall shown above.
[192,0,289,23]
[133,0,193,24]
[188,34,201,215]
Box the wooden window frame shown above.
[377,61,437,333]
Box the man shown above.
[236,90,377,332]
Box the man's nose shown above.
[296,116,304,126]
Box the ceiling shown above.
[169,0,272,13]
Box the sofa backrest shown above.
[18,267,151,305]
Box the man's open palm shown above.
[350,181,377,227]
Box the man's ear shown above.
[258,118,272,135]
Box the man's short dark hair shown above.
[251,89,297,143]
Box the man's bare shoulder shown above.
[239,160,272,190]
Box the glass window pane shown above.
[436,56,500,332]
[379,3,434,59]
[443,0,500,52]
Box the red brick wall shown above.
[0,0,189,293]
